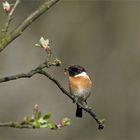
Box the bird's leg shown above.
[73,96,78,103]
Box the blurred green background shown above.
[0,0,140,139]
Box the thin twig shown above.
[0,62,105,129]
[0,59,61,83]
[0,63,46,83]
[0,68,105,129]
[9,0,20,17]
[39,70,105,129]
[0,122,32,128]
[2,0,20,34]
[0,0,60,52]
[38,70,75,101]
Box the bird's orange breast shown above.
[69,76,92,95]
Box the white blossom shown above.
[35,37,50,52]
[39,37,50,50]
[2,1,11,13]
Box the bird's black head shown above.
[65,65,86,77]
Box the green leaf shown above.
[35,43,42,48]
[33,120,40,128]
[47,123,55,129]
[43,113,51,121]
[62,118,70,126]
[23,116,33,123]
[39,118,47,124]
[35,111,42,120]
[40,123,48,128]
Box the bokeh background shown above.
[0,0,140,139]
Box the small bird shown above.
[65,65,92,117]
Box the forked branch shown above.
[0,0,60,52]
[0,59,105,129]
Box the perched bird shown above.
[65,65,92,117]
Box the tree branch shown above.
[2,0,20,34]
[0,0,60,52]
[0,58,61,83]
[0,63,46,83]
[0,107,70,129]
[0,122,32,128]
[38,70,75,101]
[39,70,105,130]
[0,60,105,129]
[0,0,104,130]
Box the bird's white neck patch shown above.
[74,72,90,79]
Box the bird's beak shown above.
[64,67,68,75]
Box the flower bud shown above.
[35,37,50,53]
[34,104,39,112]
[2,1,11,13]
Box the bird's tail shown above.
[76,104,82,118]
